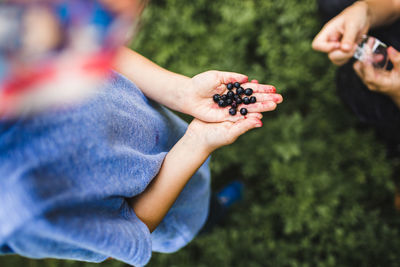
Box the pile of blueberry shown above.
[212,82,256,116]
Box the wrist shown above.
[183,124,215,155]
[359,1,375,26]
[176,77,194,115]
[161,74,191,113]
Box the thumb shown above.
[341,22,359,52]
[388,46,400,70]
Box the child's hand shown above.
[186,114,263,153]
[180,71,283,122]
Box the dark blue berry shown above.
[226,98,233,106]
[244,88,253,96]
[220,94,227,101]
[243,97,250,105]
[250,96,256,103]
[213,94,220,103]
[234,82,240,88]
[236,87,245,95]
[236,97,242,105]
[231,101,237,109]
[227,91,235,99]
[229,108,237,116]
[227,83,234,90]
[218,99,226,107]
[240,108,248,115]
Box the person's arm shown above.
[113,46,190,113]
[312,0,400,66]
[129,114,264,232]
[129,129,209,232]
[364,0,400,27]
[113,47,283,123]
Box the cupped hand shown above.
[353,46,400,108]
[180,70,283,123]
[186,114,263,153]
[312,1,370,66]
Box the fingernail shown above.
[255,122,262,128]
[342,43,351,50]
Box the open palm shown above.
[181,71,283,123]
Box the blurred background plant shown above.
[2,0,400,266]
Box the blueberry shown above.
[236,87,245,95]
[235,97,242,105]
[234,82,240,88]
[226,98,233,106]
[220,94,227,101]
[243,97,250,105]
[244,88,253,96]
[213,94,220,103]
[231,101,237,109]
[227,83,234,90]
[227,91,235,99]
[240,108,248,115]
[218,99,226,107]
[250,96,256,103]
[229,108,237,116]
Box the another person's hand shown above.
[353,46,400,108]
[186,114,263,153]
[312,1,371,66]
[181,71,283,123]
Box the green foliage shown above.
[2,0,400,266]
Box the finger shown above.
[246,112,263,120]
[240,101,277,113]
[365,82,378,91]
[388,46,400,71]
[341,22,359,52]
[353,61,377,89]
[251,79,259,83]
[229,117,262,139]
[216,71,249,85]
[355,61,390,91]
[312,26,341,53]
[240,82,277,93]
[362,61,376,83]
[328,49,355,66]
[313,40,341,53]
[353,61,364,78]
[251,93,283,103]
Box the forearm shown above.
[362,0,400,27]
[129,132,210,232]
[113,47,190,112]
